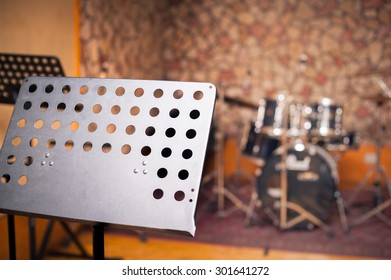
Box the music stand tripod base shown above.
[0,77,216,244]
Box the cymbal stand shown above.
[278,94,334,236]
[226,116,256,188]
[347,96,391,227]
[208,85,247,217]
[243,100,269,225]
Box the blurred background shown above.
[0,0,391,260]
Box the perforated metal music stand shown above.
[0,53,91,259]
[0,76,216,259]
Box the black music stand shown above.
[0,53,89,259]
[0,76,216,259]
[0,53,64,103]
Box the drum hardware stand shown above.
[228,121,257,186]
[203,85,248,217]
[279,115,335,236]
[225,95,263,192]
[244,192,261,225]
[226,119,262,216]
[242,159,265,226]
[242,101,270,226]
[347,90,391,227]
[276,93,339,236]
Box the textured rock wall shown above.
[79,0,166,79]
[80,0,391,142]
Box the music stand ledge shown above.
[0,77,216,259]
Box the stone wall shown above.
[80,0,391,142]
[79,0,166,79]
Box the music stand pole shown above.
[92,224,105,260]
[28,217,37,259]
[7,215,16,259]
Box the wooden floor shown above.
[48,230,375,260]
[0,216,378,260]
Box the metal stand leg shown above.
[351,199,391,227]
[345,169,374,208]
[7,215,16,260]
[335,191,349,233]
[59,221,90,257]
[210,85,247,217]
[37,220,55,259]
[92,224,105,260]
[36,220,92,259]
[347,100,391,227]
[350,163,391,227]
[283,201,334,237]
[28,218,36,259]
[244,191,261,226]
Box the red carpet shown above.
[186,187,391,259]
[104,186,391,259]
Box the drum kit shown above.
[206,67,391,235]
[240,91,351,235]
[237,76,391,234]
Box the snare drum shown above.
[307,98,343,137]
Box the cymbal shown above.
[360,92,391,103]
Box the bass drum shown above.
[257,143,339,226]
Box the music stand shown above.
[0,53,64,103]
[0,76,216,259]
[0,53,76,259]
[0,53,92,259]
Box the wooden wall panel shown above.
[0,0,79,259]
[0,0,77,76]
